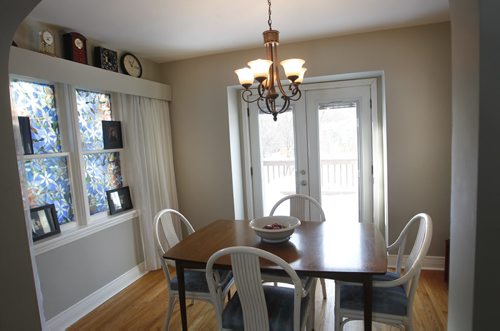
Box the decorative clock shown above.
[120,53,142,78]
[94,47,118,72]
[39,30,55,56]
[63,32,87,64]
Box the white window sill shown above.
[33,209,139,256]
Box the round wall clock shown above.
[120,53,142,78]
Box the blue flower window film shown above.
[84,152,123,214]
[24,157,74,225]
[10,80,62,154]
[76,89,112,151]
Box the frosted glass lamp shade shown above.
[294,67,307,84]
[280,58,305,81]
[248,59,273,81]
[235,67,255,88]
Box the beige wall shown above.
[13,18,163,83]
[161,22,451,256]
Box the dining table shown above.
[164,219,387,331]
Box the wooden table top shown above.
[164,219,387,278]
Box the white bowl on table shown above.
[249,216,301,243]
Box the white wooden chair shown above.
[153,209,233,330]
[206,246,316,331]
[334,213,433,330]
[268,193,328,299]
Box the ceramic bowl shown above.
[249,216,301,243]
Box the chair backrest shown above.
[206,246,304,331]
[153,209,195,283]
[269,193,326,222]
[378,213,433,306]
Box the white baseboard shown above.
[388,255,445,271]
[45,262,147,331]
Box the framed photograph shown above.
[30,204,60,241]
[18,116,34,155]
[102,120,123,149]
[106,186,133,215]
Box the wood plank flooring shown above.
[69,270,448,330]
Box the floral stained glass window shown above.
[76,89,112,151]
[10,80,62,154]
[9,79,74,225]
[24,157,74,224]
[84,153,123,215]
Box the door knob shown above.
[300,170,306,175]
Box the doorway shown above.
[247,79,378,223]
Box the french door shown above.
[248,79,375,223]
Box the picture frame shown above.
[106,186,133,215]
[102,120,123,149]
[30,204,60,241]
[18,116,34,155]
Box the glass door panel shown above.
[257,110,296,216]
[318,102,359,222]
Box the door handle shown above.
[300,180,307,186]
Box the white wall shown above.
[448,0,478,329]
[161,23,451,256]
[449,0,500,328]
[0,0,43,329]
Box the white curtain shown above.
[117,94,179,270]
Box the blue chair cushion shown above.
[171,269,231,293]
[339,272,408,316]
[221,285,310,331]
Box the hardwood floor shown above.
[69,270,448,330]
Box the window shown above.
[10,80,74,225]
[75,90,123,215]
[10,79,126,235]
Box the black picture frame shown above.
[106,186,133,215]
[102,120,123,149]
[18,116,34,155]
[30,204,60,241]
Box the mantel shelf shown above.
[9,46,171,101]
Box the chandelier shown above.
[235,0,306,121]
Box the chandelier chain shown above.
[267,0,272,29]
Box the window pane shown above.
[84,152,123,214]
[24,157,74,225]
[258,109,296,215]
[10,80,62,154]
[76,89,112,151]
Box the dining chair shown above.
[268,193,328,299]
[334,213,433,330]
[153,209,233,330]
[206,246,316,331]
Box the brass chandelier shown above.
[235,0,306,121]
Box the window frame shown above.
[10,75,132,244]
[69,88,126,223]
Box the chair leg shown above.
[320,278,327,299]
[334,281,341,331]
[165,295,176,330]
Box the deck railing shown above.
[262,159,358,194]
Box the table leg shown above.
[363,276,373,331]
[176,261,188,331]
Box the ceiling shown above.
[28,0,449,63]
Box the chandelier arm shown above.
[257,97,272,114]
[241,89,261,104]
[277,97,291,114]
[288,87,302,101]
